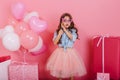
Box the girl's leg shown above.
[59,72,62,80]
[59,78,62,80]
[70,76,74,80]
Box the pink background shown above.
[0,0,120,80]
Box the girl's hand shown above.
[58,29,63,35]
[61,23,66,31]
[53,29,63,45]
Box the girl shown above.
[46,13,87,80]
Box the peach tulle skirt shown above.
[46,47,87,78]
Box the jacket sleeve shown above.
[52,31,57,41]
[71,29,77,42]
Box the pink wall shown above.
[0,0,120,80]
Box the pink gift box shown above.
[97,73,110,80]
[93,37,120,80]
[8,62,39,80]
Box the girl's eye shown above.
[62,19,72,22]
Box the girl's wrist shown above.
[58,32,62,36]
[63,28,67,32]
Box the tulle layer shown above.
[46,47,87,78]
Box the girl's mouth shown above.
[65,24,69,26]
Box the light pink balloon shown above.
[20,30,39,49]
[15,21,29,35]
[11,2,26,20]
[2,32,20,51]
[23,11,39,22]
[31,44,46,56]
[29,16,47,33]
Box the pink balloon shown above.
[31,44,46,56]
[29,16,47,33]
[11,2,26,20]
[29,36,43,52]
[15,21,29,35]
[20,30,39,49]
[8,17,18,26]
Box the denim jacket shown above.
[53,29,77,50]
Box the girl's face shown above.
[62,16,72,28]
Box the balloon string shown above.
[23,51,26,63]
[23,49,28,64]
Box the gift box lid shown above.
[0,56,11,63]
